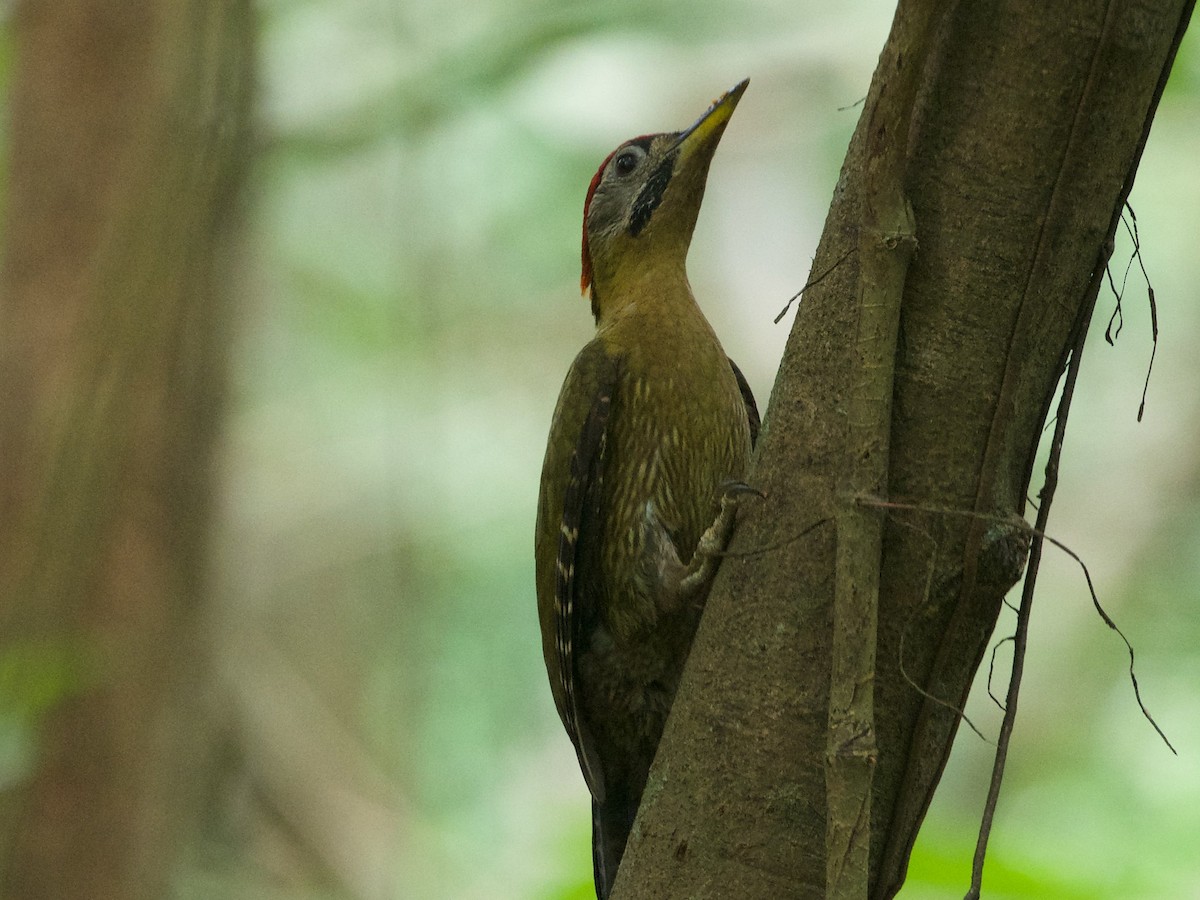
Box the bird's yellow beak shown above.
[673,78,749,159]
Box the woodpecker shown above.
[535,80,759,898]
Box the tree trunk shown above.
[612,0,1193,897]
[0,3,252,898]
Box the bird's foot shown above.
[676,481,763,602]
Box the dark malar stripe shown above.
[628,150,677,237]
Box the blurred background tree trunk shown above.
[0,3,252,898]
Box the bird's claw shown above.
[714,479,766,505]
[676,481,762,603]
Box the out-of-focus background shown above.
[17,1,1190,897]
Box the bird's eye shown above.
[614,151,640,176]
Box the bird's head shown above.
[580,79,748,321]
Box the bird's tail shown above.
[592,796,636,899]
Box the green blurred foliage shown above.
[0,638,98,792]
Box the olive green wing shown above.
[535,341,620,803]
[728,357,760,447]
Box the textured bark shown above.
[612,1,1193,897]
[826,5,932,896]
[0,3,252,898]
